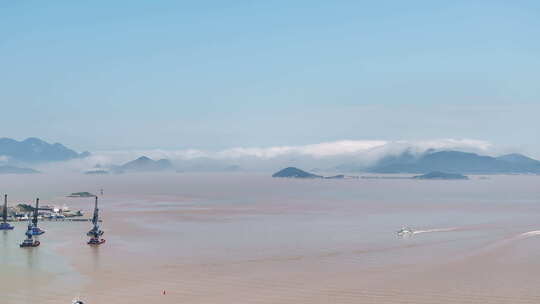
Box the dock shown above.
[6,218,101,223]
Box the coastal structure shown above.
[87,196,105,245]
[20,224,40,247]
[0,194,14,230]
[20,199,43,248]
[29,198,45,235]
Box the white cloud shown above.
[215,140,388,159]
[34,138,494,173]
[202,138,490,160]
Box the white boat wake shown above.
[476,230,540,253]
[500,230,540,243]
[412,227,459,235]
[519,230,540,238]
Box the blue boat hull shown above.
[87,238,106,245]
[30,228,45,235]
[20,240,40,247]
[0,223,14,230]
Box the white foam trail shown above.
[480,230,540,252]
[412,227,459,235]
[437,229,540,260]
[519,230,540,238]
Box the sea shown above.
[0,172,539,304]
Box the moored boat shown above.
[87,237,106,245]
[20,238,40,247]
[86,226,104,237]
[20,227,40,247]
[0,222,14,230]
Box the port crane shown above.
[87,196,105,245]
[20,198,44,247]
[0,194,14,230]
[29,198,45,235]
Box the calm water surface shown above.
[0,173,539,304]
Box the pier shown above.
[5,218,100,222]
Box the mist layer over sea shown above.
[1,173,539,304]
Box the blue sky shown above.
[1,1,539,156]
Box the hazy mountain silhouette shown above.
[413,171,469,180]
[0,137,90,163]
[496,153,540,166]
[0,165,39,174]
[335,149,419,172]
[367,150,540,174]
[113,156,174,173]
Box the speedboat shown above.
[397,226,414,236]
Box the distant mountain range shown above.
[0,165,39,174]
[84,169,109,175]
[0,137,538,176]
[413,171,469,180]
[0,137,89,163]
[112,156,174,173]
[363,150,540,174]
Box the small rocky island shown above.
[272,167,358,179]
[272,167,323,178]
[84,169,109,175]
[413,171,469,180]
[67,192,96,198]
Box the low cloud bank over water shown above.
[35,138,496,173]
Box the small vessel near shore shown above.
[72,296,85,304]
[87,237,106,245]
[87,196,105,246]
[20,198,45,247]
[0,223,13,230]
[397,226,414,236]
[0,194,14,230]
[20,234,40,247]
[86,226,104,237]
[20,216,40,248]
